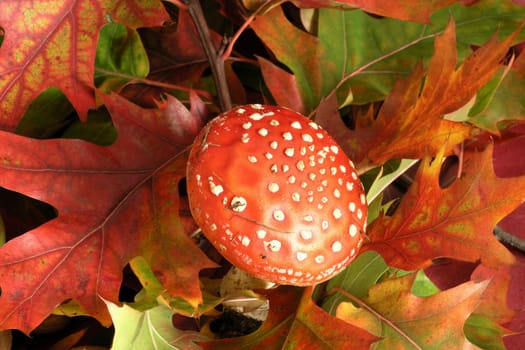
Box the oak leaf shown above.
[363,145,522,271]
[337,273,489,349]
[0,93,215,334]
[318,19,520,166]
[250,5,324,114]
[0,0,169,130]
[282,287,378,349]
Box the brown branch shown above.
[221,0,285,61]
[184,0,232,112]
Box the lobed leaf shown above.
[0,0,168,130]
[364,145,522,270]
[291,0,456,23]
[318,19,519,165]
[0,93,215,334]
[337,273,489,349]
[282,288,378,350]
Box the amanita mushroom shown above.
[187,104,367,286]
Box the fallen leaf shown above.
[0,0,168,130]
[364,145,521,270]
[107,301,208,350]
[337,273,489,349]
[291,0,456,23]
[283,287,378,349]
[251,5,323,113]
[0,93,215,334]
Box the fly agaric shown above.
[187,104,367,286]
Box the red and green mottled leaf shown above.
[245,0,455,23]
[0,93,215,334]
[0,0,168,130]
[364,145,523,270]
[466,54,525,133]
[254,2,525,112]
[338,273,489,349]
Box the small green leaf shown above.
[323,251,389,314]
[464,313,509,350]
[95,22,149,92]
[15,87,76,139]
[411,270,440,297]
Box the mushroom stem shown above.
[184,0,232,111]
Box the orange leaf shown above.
[364,145,521,270]
[318,19,520,166]
[291,0,456,23]
[250,5,323,113]
[0,93,215,334]
[338,273,490,349]
[0,0,168,130]
[283,287,378,349]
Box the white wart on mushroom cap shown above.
[187,104,367,286]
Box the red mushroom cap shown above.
[187,104,367,286]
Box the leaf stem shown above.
[220,0,285,61]
[332,286,423,350]
[94,67,214,101]
[184,0,232,112]
[309,32,439,119]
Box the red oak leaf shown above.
[363,145,523,270]
[0,93,215,334]
[317,19,520,166]
[0,0,169,130]
[338,273,490,349]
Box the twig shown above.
[184,0,232,112]
[332,287,423,350]
[94,67,214,101]
[220,0,285,61]
[494,225,525,252]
